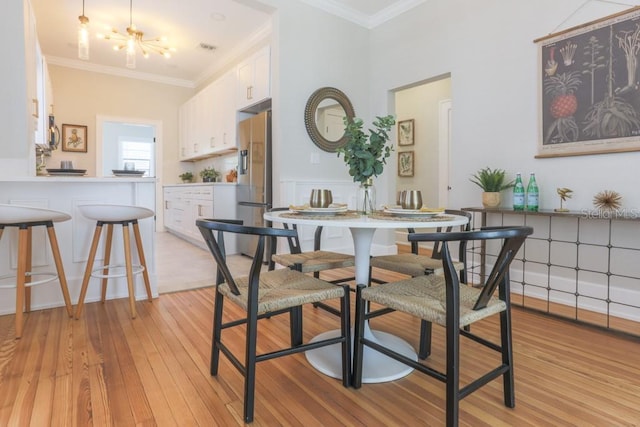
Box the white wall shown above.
[370,0,640,214]
[395,77,451,208]
[47,65,193,180]
[267,1,372,188]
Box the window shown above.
[119,137,155,177]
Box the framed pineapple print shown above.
[62,124,88,152]
[535,6,640,158]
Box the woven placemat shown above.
[279,210,361,220]
[369,212,455,222]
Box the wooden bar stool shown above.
[75,204,154,319]
[0,204,73,338]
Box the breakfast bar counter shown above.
[0,178,157,316]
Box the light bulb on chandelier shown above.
[77,0,89,60]
[97,0,175,69]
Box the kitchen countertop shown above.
[163,182,237,187]
[1,176,157,183]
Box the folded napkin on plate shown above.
[419,207,445,212]
[289,203,347,210]
[289,203,310,210]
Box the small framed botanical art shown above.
[62,124,88,152]
[398,119,415,146]
[398,151,414,177]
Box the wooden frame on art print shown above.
[535,6,640,158]
[398,151,414,177]
[61,124,88,152]
[398,119,415,146]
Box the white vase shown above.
[357,178,376,214]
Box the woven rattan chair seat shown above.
[360,274,506,327]
[272,250,355,273]
[219,268,345,315]
[370,253,464,277]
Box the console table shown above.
[463,207,640,337]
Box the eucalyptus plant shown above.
[337,115,395,184]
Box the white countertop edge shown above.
[163,182,237,187]
[1,176,158,183]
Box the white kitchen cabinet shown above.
[218,69,237,152]
[178,97,194,160]
[163,184,237,253]
[178,69,238,162]
[237,45,271,110]
[24,0,39,148]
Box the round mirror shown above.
[304,87,355,152]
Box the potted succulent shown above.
[337,115,395,213]
[199,166,220,182]
[469,167,514,208]
[179,172,194,183]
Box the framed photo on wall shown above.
[398,151,414,177]
[62,124,88,153]
[535,6,640,158]
[398,119,415,146]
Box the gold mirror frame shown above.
[304,87,355,152]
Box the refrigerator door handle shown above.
[239,149,248,175]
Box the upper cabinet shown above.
[237,45,271,110]
[178,68,238,162]
[25,0,52,149]
[178,45,270,162]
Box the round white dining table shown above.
[264,209,470,384]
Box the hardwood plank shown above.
[1,237,640,425]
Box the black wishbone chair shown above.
[353,226,532,427]
[197,219,351,423]
[268,207,356,316]
[370,209,472,358]
[370,209,472,281]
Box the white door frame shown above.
[96,115,164,231]
[438,99,452,208]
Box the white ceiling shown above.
[30,0,424,87]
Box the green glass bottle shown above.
[526,173,539,211]
[513,173,525,211]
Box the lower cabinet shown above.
[163,184,237,253]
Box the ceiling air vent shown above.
[199,43,217,52]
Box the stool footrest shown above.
[0,272,58,288]
[90,264,145,279]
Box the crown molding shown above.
[45,56,196,88]
[369,0,428,28]
[299,0,427,29]
[193,20,273,87]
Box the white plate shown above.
[112,169,146,177]
[290,206,348,214]
[384,207,444,217]
[46,168,87,176]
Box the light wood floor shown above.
[1,232,640,425]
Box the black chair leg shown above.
[352,284,366,388]
[244,309,259,423]
[211,290,224,376]
[290,306,303,346]
[500,308,515,407]
[340,284,351,388]
[418,320,432,359]
[445,308,460,426]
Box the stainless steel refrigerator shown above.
[237,110,272,258]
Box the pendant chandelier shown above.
[97,0,175,69]
[77,0,90,60]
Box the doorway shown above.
[394,76,451,208]
[393,76,452,246]
[96,115,164,230]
